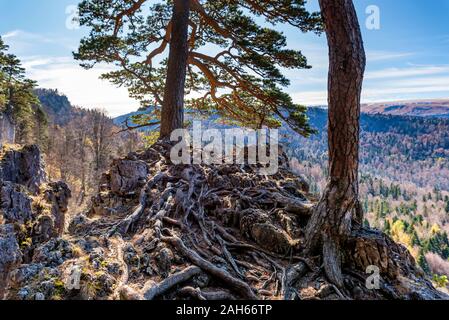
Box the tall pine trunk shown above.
[304,0,366,288]
[160,0,190,138]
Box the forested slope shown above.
[287,108,449,288]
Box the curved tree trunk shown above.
[304,0,366,288]
[160,0,190,138]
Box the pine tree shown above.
[0,36,41,144]
[304,0,366,288]
[74,0,322,138]
[0,38,8,107]
[34,106,49,150]
[417,251,430,275]
[426,231,449,259]
[411,230,421,247]
[383,219,391,235]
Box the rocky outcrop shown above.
[109,158,148,196]
[0,113,16,146]
[0,145,47,194]
[0,145,71,299]
[43,182,72,236]
[88,156,148,217]
[0,181,33,223]
[0,224,22,298]
[2,142,446,300]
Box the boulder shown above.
[32,238,73,267]
[250,222,297,254]
[0,224,22,298]
[0,145,47,194]
[43,181,71,235]
[0,181,33,223]
[109,159,148,196]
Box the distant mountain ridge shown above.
[112,104,449,190]
[113,99,449,129]
[361,99,449,118]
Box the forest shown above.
[0,0,448,304]
[288,108,449,287]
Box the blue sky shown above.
[0,0,448,116]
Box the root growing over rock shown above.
[4,141,447,300]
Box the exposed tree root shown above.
[35,141,445,301]
[110,235,129,299]
[162,233,258,300]
[143,266,202,300]
[303,181,361,288]
[178,286,236,300]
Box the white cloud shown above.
[24,56,139,117]
[1,30,138,116]
[1,29,78,54]
[366,51,414,62]
[2,30,21,39]
[2,30,53,43]
[21,56,73,69]
[291,90,327,106]
[363,85,449,98]
[18,55,449,112]
[379,76,449,88]
[292,73,449,106]
[365,65,449,80]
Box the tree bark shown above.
[160,0,190,138]
[304,0,366,288]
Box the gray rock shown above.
[35,292,45,300]
[0,144,47,194]
[9,263,44,285]
[43,181,71,235]
[39,280,56,297]
[0,144,74,300]
[68,214,88,234]
[0,181,33,223]
[17,287,32,300]
[109,159,148,195]
[123,243,140,268]
[32,238,73,267]
[0,224,22,298]
[33,215,56,244]
[5,264,62,300]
